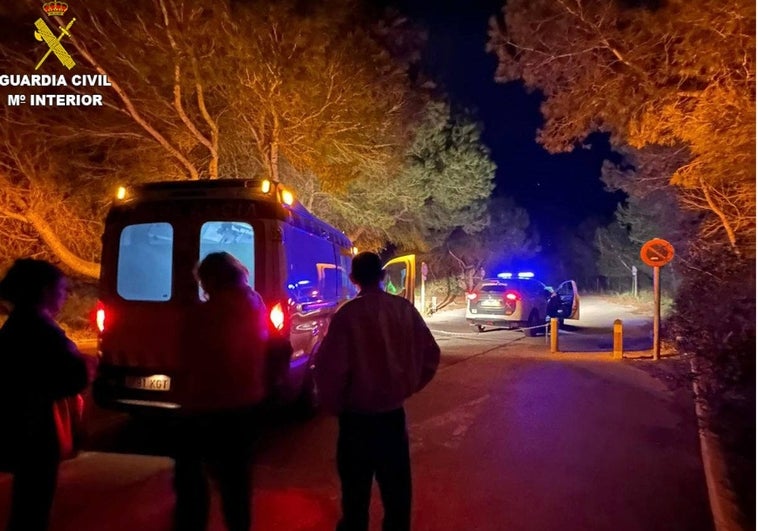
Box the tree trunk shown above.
[269,113,280,183]
[25,210,101,279]
[700,178,740,255]
[269,141,280,183]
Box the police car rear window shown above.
[480,284,507,293]
[117,222,173,301]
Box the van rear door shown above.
[95,219,187,410]
[95,209,261,413]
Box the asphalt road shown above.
[0,297,713,531]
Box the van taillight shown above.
[269,302,285,331]
[505,292,520,301]
[95,300,106,333]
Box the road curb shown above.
[689,358,746,531]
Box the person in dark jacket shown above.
[0,259,89,531]
[172,252,268,531]
[315,252,441,531]
[546,290,562,319]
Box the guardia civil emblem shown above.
[34,2,76,70]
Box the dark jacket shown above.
[546,292,562,318]
[178,287,269,413]
[0,308,89,461]
[315,288,440,414]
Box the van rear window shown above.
[199,221,255,292]
[117,223,173,301]
[480,284,507,293]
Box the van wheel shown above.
[525,311,541,337]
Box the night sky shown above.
[389,0,626,251]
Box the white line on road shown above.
[411,395,490,450]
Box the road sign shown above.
[640,238,675,267]
[420,262,428,314]
[640,238,674,361]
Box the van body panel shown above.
[99,302,185,369]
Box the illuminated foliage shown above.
[595,145,700,288]
[56,0,417,186]
[0,0,422,275]
[488,0,755,254]
[222,0,417,187]
[289,101,497,252]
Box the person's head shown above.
[349,252,385,289]
[195,252,249,298]
[0,258,67,316]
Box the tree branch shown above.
[59,16,199,179]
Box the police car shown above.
[465,272,579,336]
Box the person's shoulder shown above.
[333,293,384,321]
[246,287,265,305]
[335,296,362,315]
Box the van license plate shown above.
[125,375,171,391]
[481,299,501,307]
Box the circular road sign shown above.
[640,238,675,267]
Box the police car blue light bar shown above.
[497,271,535,279]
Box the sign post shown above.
[631,265,638,298]
[640,238,675,360]
[421,261,428,314]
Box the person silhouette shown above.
[0,259,89,531]
[172,252,269,531]
[315,252,440,531]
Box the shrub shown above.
[669,244,755,523]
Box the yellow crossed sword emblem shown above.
[34,18,76,70]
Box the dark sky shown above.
[387,0,626,250]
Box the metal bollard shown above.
[550,318,559,353]
[613,319,623,359]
